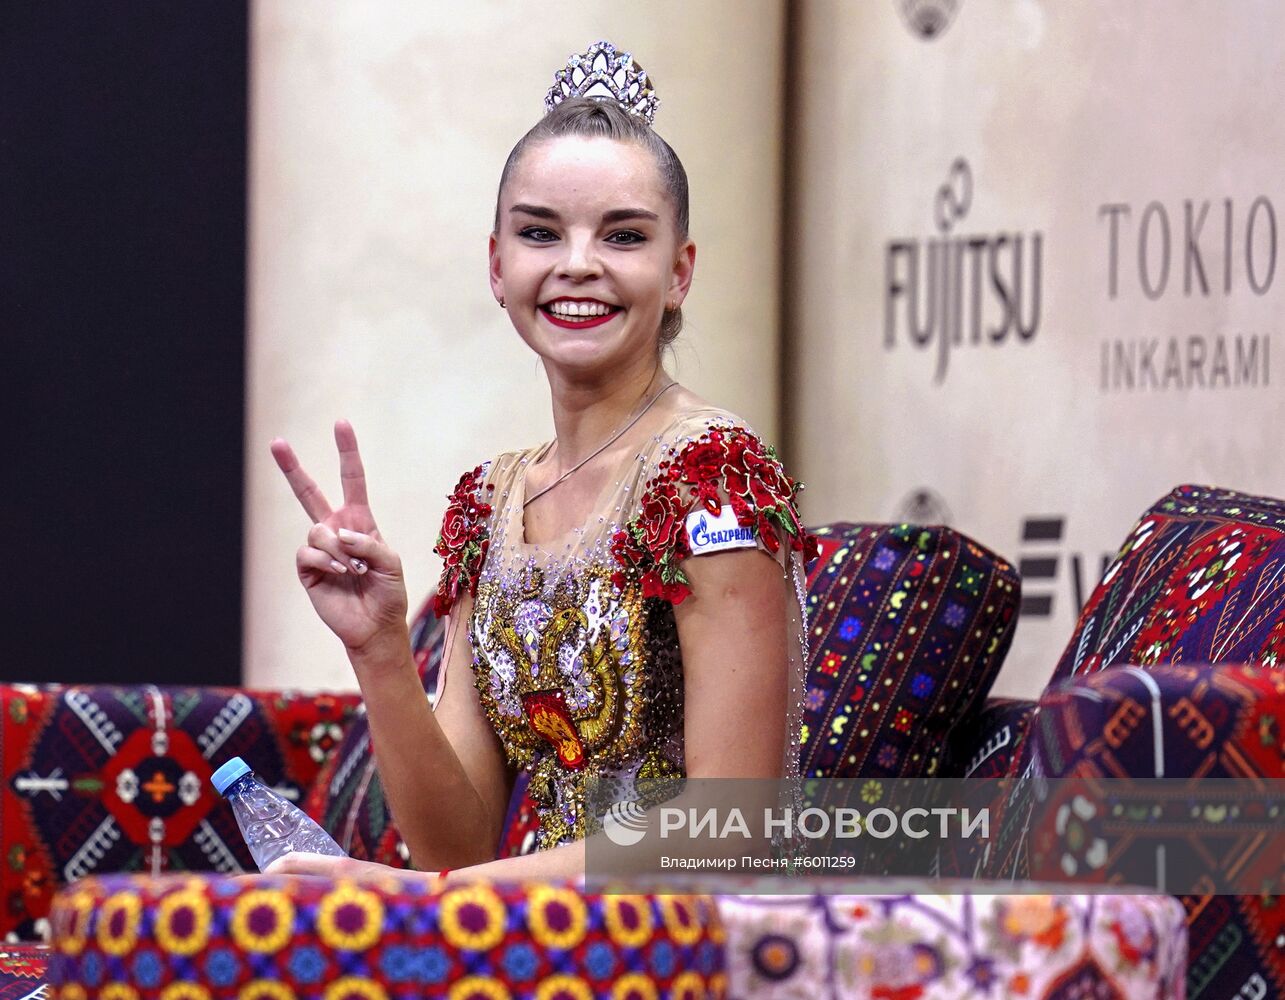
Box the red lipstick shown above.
[540,305,621,330]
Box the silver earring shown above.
[499,297,506,309]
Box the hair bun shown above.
[544,40,660,126]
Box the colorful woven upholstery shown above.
[989,485,1285,871]
[943,696,1037,780]
[983,484,1285,999]
[719,889,1187,999]
[1024,664,1285,1000]
[0,684,359,943]
[800,523,1020,779]
[937,696,1036,879]
[496,772,540,860]
[0,944,49,999]
[302,596,541,867]
[1052,484,1285,681]
[46,872,726,999]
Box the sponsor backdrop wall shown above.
[245,2,785,689]
[788,1,1284,698]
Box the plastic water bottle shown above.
[211,756,348,871]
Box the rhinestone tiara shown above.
[543,40,660,126]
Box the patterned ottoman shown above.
[46,873,726,999]
[719,887,1187,999]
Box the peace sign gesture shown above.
[270,420,409,658]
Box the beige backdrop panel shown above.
[789,0,1284,698]
[245,2,784,690]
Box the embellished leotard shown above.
[432,407,815,850]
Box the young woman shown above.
[267,42,815,885]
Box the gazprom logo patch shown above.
[686,505,757,556]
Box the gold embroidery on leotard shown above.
[470,561,664,847]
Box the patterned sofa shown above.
[7,488,1278,997]
[981,485,1285,1000]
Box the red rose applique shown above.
[432,463,494,616]
[611,424,818,605]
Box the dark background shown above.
[3,4,247,685]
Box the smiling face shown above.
[489,135,695,382]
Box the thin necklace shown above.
[523,379,679,509]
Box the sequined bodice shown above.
[432,407,814,853]
[466,421,699,850]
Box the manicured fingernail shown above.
[351,559,368,574]
[330,560,348,574]
[338,529,358,543]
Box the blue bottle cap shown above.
[211,757,252,796]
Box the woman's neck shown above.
[545,355,670,470]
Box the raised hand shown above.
[270,420,409,658]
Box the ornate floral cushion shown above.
[47,872,726,999]
[0,684,358,942]
[303,596,541,866]
[799,523,1020,779]
[719,890,1187,999]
